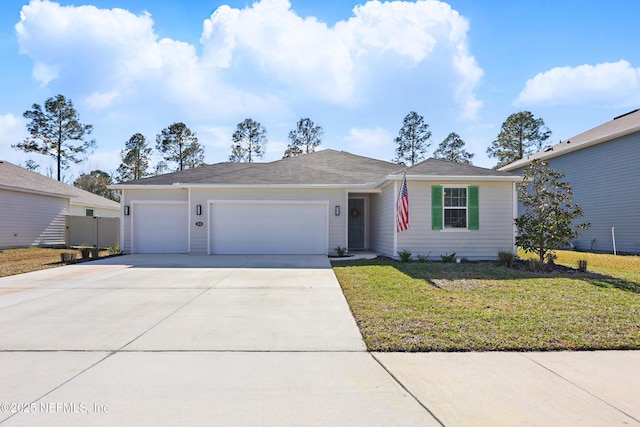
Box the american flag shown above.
[397,173,409,232]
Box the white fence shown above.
[66,216,120,248]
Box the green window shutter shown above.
[468,185,479,230]
[431,186,443,230]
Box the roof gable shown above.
[399,158,515,177]
[0,161,119,209]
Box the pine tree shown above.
[117,133,152,181]
[432,132,474,164]
[229,118,267,163]
[283,118,323,158]
[487,111,551,169]
[13,94,95,181]
[393,111,431,165]
[156,122,205,171]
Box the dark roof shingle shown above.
[0,160,119,209]
[116,149,518,186]
[400,158,516,177]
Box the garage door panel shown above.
[133,203,188,253]
[210,203,327,255]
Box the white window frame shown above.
[442,185,469,231]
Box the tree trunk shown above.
[57,139,62,182]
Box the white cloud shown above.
[0,113,23,138]
[201,0,482,116]
[15,0,274,118]
[0,113,28,162]
[343,127,394,160]
[17,0,482,118]
[516,60,640,106]
[85,91,120,110]
[263,139,288,161]
[83,148,122,174]
[197,126,233,150]
[202,0,354,103]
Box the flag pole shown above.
[395,170,407,204]
[396,170,409,233]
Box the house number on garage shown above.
[195,221,204,227]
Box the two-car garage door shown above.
[209,202,328,255]
[131,201,328,254]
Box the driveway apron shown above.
[0,254,438,426]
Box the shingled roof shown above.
[399,158,516,177]
[501,108,640,171]
[0,160,120,209]
[117,150,402,186]
[114,149,519,187]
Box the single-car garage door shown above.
[132,202,188,253]
[209,201,328,254]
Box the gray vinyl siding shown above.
[189,187,346,255]
[396,181,515,260]
[370,182,395,257]
[120,189,188,253]
[0,189,68,249]
[512,132,640,254]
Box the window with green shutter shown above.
[468,186,479,230]
[433,185,480,230]
[431,186,443,230]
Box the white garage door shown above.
[132,203,188,253]
[209,202,328,254]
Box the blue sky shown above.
[1,0,639,180]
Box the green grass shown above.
[520,249,640,286]
[332,254,640,352]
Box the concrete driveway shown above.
[0,254,437,426]
[1,254,638,426]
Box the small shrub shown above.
[440,253,456,263]
[398,249,412,263]
[577,259,588,272]
[80,247,91,259]
[90,247,101,259]
[107,245,120,255]
[545,251,558,266]
[497,250,515,267]
[60,252,77,263]
[528,259,546,272]
[334,246,346,257]
[416,253,430,263]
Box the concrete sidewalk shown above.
[0,254,638,426]
[375,351,640,426]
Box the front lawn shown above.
[332,251,640,352]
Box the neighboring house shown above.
[112,150,521,259]
[0,160,120,249]
[501,108,640,254]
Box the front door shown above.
[348,199,365,249]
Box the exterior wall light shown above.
[124,206,130,216]
[335,205,340,216]
[196,205,202,215]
